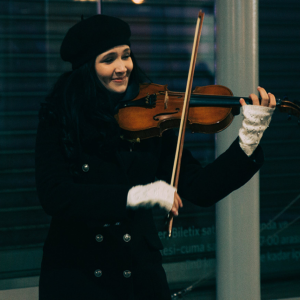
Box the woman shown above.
[36,15,276,300]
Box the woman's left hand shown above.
[238,86,276,157]
[240,86,276,108]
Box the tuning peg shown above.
[283,96,289,101]
[288,114,292,120]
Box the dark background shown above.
[0,0,299,298]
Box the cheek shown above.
[95,67,111,84]
[127,60,134,74]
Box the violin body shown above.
[115,83,237,140]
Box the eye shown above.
[103,58,114,63]
[122,55,130,60]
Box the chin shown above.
[110,85,128,94]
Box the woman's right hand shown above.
[170,192,183,216]
[127,180,177,212]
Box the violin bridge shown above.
[164,91,169,109]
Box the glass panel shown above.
[0,0,98,289]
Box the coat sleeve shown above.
[156,130,264,207]
[35,117,131,224]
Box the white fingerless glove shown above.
[127,181,176,211]
[239,105,275,156]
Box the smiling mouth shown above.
[112,77,126,82]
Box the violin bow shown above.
[168,11,205,237]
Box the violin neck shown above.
[190,94,281,107]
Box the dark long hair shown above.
[43,52,148,159]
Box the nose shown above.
[114,58,127,74]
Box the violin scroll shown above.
[277,96,300,124]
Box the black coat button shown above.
[123,270,131,278]
[94,269,102,277]
[82,164,89,172]
[123,234,131,242]
[95,234,103,242]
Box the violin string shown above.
[260,192,300,233]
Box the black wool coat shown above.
[35,110,264,300]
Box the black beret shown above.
[60,15,131,70]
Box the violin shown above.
[115,82,300,142]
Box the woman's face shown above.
[95,45,133,94]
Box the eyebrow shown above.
[101,48,131,60]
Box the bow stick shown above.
[168,11,205,237]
